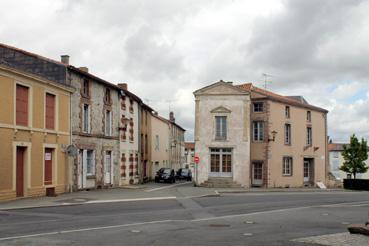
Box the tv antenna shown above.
[262,73,273,89]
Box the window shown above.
[253,121,264,141]
[86,150,95,175]
[16,84,29,126]
[307,111,311,122]
[253,102,264,112]
[105,110,112,136]
[307,127,312,146]
[333,151,339,158]
[82,79,89,97]
[104,88,111,104]
[83,104,90,133]
[285,106,290,118]
[155,135,159,150]
[210,148,232,173]
[45,93,55,130]
[282,157,293,176]
[215,116,227,140]
[284,124,291,145]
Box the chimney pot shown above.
[79,67,89,73]
[118,83,128,90]
[61,55,69,65]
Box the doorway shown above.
[209,148,233,178]
[16,147,26,197]
[104,151,112,185]
[303,158,314,185]
[44,148,53,185]
[252,162,263,187]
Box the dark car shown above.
[176,168,192,181]
[155,168,176,183]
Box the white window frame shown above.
[83,104,90,133]
[85,149,95,176]
[253,121,264,142]
[155,135,160,150]
[282,156,293,176]
[307,127,312,146]
[215,116,227,140]
[285,106,290,118]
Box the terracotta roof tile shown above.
[185,142,195,149]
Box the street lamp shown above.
[268,130,278,142]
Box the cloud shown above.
[1,0,369,142]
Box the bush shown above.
[343,179,369,191]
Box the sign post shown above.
[194,156,199,186]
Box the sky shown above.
[1,0,369,143]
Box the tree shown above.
[340,134,369,179]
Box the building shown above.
[194,80,328,188]
[117,83,141,185]
[150,113,170,179]
[0,61,73,201]
[184,142,195,171]
[138,103,153,182]
[67,65,120,190]
[168,112,186,171]
[194,81,251,187]
[328,143,369,180]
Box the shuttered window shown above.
[16,84,29,126]
[45,93,55,130]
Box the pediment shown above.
[210,106,232,113]
[194,80,249,96]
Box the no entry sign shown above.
[194,156,200,164]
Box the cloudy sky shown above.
[2,0,369,142]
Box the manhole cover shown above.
[208,224,230,228]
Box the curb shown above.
[216,189,345,194]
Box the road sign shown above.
[194,156,200,164]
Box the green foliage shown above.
[340,134,369,179]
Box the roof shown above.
[237,83,328,113]
[185,142,195,149]
[328,143,346,151]
[151,112,186,132]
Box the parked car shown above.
[176,168,192,181]
[155,168,176,183]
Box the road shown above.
[1,189,369,245]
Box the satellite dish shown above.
[66,145,78,157]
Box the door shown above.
[44,148,53,185]
[252,162,263,186]
[209,148,232,177]
[303,160,310,182]
[16,147,25,197]
[78,150,87,189]
[104,151,112,185]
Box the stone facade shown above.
[69,70,120,190]
[194,81,251,187]
[168,112,186,171]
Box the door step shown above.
[200,178,242,188]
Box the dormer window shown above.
[253,102,264,112]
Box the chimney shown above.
[118,83,128,90]
[169,111,175,122]
[60,55,69,65]
[79,67,89,73]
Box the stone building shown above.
[168,112,186,171]
[66,65,120,190]
[194,81,251,187]
[0,47,73,200]
[194,80,328,188]
[184,142,195,169]
[139,103,153,182]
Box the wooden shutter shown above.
[16,85,29,126]
[44,148,53,185]
[45,93,55,130]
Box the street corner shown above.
[292,232,369,246]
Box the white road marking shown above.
[320,200,369,207]
[145,182,191,192]
[85,196,176,204]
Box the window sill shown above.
[87,175,96,179]
[282,174,293,177]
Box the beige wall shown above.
[150,114,170,178]
[0,66,72,201]
[266,100,327,187]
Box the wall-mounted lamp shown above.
[268,130,278,142]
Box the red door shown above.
[16,147,25,197]
[44,148,53,185]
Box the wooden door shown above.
[44,148,53,185]
[16,147,25,197]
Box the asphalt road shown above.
[1,190,369,246]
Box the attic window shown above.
[82,79,90,97]
[104,88,111,104]
[253,102,264,112]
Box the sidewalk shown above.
[0,182,345,210]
